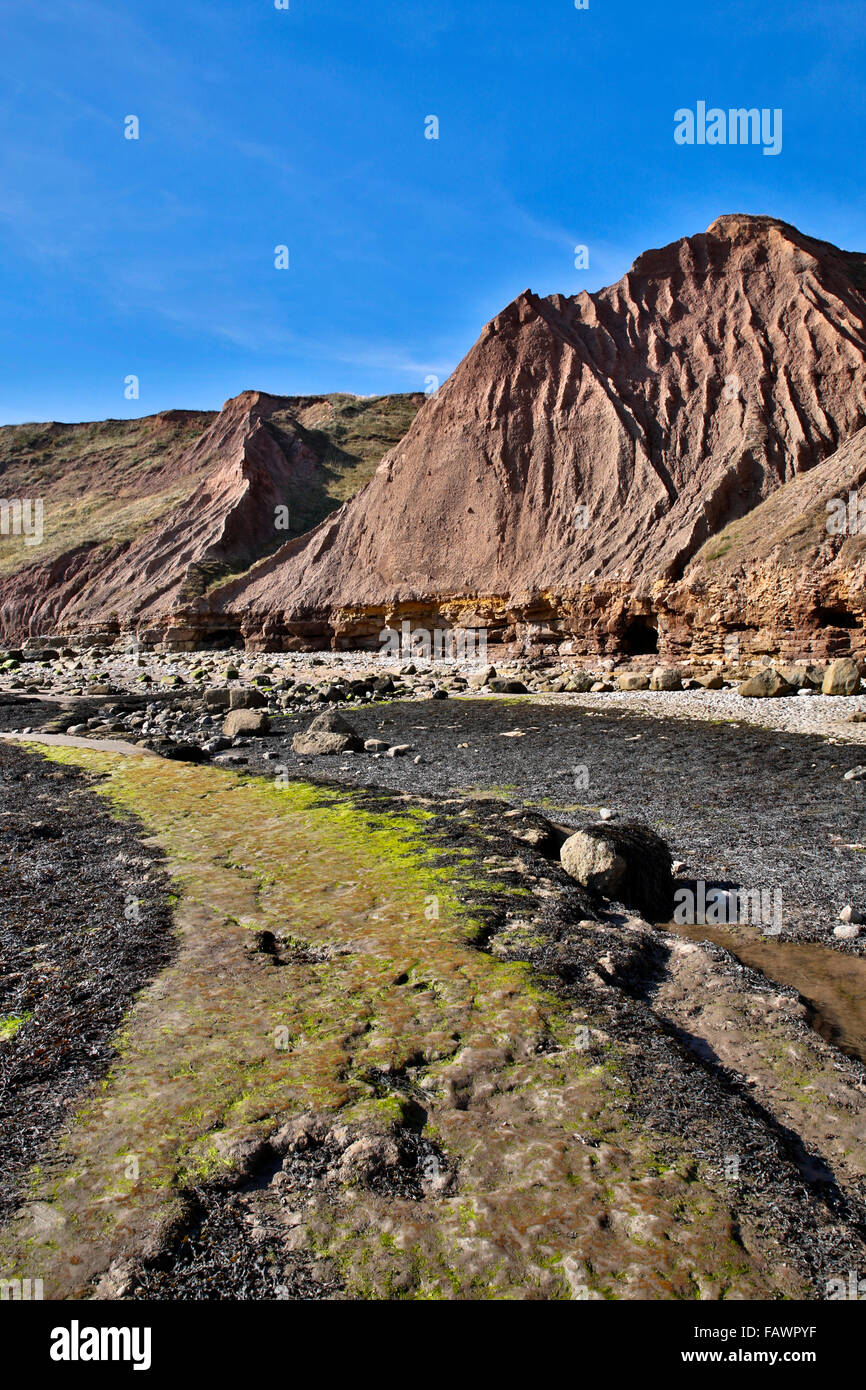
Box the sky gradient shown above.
[1,0,865,423]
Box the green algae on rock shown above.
[0,749,808,1300]
[0,1013,31,1042]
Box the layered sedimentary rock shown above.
[655,424,866,665]
[201,215,866,656]
[4,215,866,660]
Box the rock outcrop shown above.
[4,215,866,663]
[737,670,795,698]
[292,709,363,756]
[654,424,866,666]
[201,215,866,657]
[222,709,270,738]
[0,393,423,647]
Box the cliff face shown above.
[4,215,866,661]
[0,392,423,645]
[0,409,216,577]
[655,424,866,666]
[202,215,866,655]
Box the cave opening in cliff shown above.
[621,616,659,655]
[199,629,243,649]
[816,606,859,630]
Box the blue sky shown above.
[1,0,865,424]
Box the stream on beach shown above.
[667,919,866,1066]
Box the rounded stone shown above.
[560,832,627,895]
[822,658,861,696]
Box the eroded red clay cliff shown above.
[4,215,866,662]
[203,215,866,658]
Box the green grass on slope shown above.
[0,413,213,576]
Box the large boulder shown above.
[616,672,650,691]
[203,687,232,710]
[737,669,794,698]
[822,658,861,696]
[223,709,270,737]
[778,664,825,690]
[229,688,267,710]
[560,822,674,919]
[561,832,626,895]
[467,666,496,690]
[488,677,529,694]
[292,709,362,755]
[650,667,683,691]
